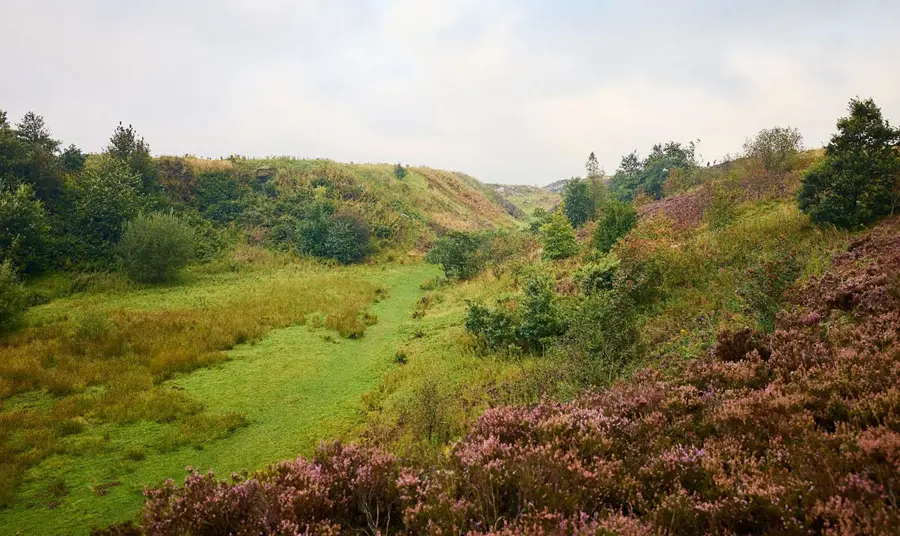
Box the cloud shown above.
[1,0,899,184]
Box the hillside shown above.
[157,157,521,257]
[488,183,560,216]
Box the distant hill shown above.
[488,183,561,216]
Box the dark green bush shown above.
[426,231,487,279]
[0,184,48,273]
[593,200,637,253]
[798,98,900,229]
[562,179,594,227]
[0,261,27,333]
[118,212,195,283]
[738,251,801,332]
[556,290,643,386]
[575,255,620,296]
[324,211,370,264]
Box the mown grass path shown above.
[1,263,439,535]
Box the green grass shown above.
[0,262,439,535]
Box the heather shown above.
[114,217,900,535]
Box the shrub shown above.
[561,179,594,227]
[700,181,738,230]
[798,98,900,229]
[426,231,487,279]
[0,261,26,333]
[594,200,637,253]
[540,211,578,260]
[118,212,195,283]
[738,251,801,332]
[394,163,407,179]
[324,211,370,264]
[465,301,519,350]
[0,183,48,273]
[516,275,563,352]
[743,126,803,172]
[575,255,620,296]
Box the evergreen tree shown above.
[798,98,900,228]
[106,122,159,193]
[562,179,594,227]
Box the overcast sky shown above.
[2,1,899,185]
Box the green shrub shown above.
[798,98,900,229]
[516,276,563,352]
[540,211,578,260]
[426,231,487,279]
[562,179,594,227]
[575,255,620,296]
[394,163,407,180]
[323,211,370,264]
[738,251,801,332]
[702,182,738,231]
[118,212,195,283]
[464,301,519,350]
[743,126,803,172]
[593,200,637,253]
[0,261,27,333]
[0,183,48,273]
[556,290,643,386]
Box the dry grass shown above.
[0,268,380,506]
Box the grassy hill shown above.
[488,183,560,216]
[158,157,521,257]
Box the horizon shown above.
[2,0,899,185]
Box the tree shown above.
[0,261,27,334]
[16,112,60,153]
[324,211,370,264]
[118,212,195,283]
[0,184,48,273]
[585,152,601,179]
[743,126,803,172]
[562,179,594,227]
[609,142,697,201]
[69,157,143,264]
[106,122,158,193]
[540,211,579,260]
[516,275,563,352]
[394,163,407,180]
[426,231,487,279]
[59,144,87,173]
[594,200,637,253]
[798,98,900,229]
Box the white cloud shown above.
[1,0,899,185]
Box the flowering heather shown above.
[117,219,900,535]
[637,191,703,230]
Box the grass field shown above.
[0,259,439,535]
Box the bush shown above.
[0,184,48,273]
[540,211,578,260]
[324,211,370,264]
[575,255,620,296]
[394,163,407,179]
[0,261,27,333]
[798,98,900,229]
[743,126,803,172]
[738,251,801,332]
[426,231,487,279]
[118,212,195,283]
[593,200,637,253]
[562,179,594,227]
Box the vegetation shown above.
[743,126,803,172]
[798,98,900,228]
[610,141,698,200]
[539,211,578,260]
[593,200,637,253]
[117,213,195,283]
[0,261,26,333]
[4,98,900,535]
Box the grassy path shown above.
[1,263,439,535]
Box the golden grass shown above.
[0,269,380,506]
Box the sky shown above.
[2,1,899,185]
